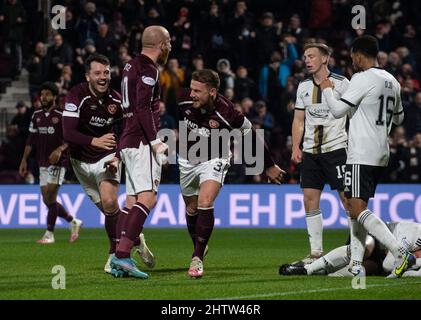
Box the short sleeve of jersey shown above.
[63,86,81,118]
[394,81,404,114]
[340,72,369,107]
[294,83,305,110]
[336,77,350,96]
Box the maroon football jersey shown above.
[118,54,161,150]
[26,108,67,167]
[177,89,275,168]
[63,82,123,163]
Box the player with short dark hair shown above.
[19,82,83,244]
[62,53,125,272]
[291,43,350,264]
[177,68,285,278]
[320,35,416,278]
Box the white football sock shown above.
[348,216,366,268]
[358,209,406,259]
[305,209,323,255]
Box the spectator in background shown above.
[95,23,118,64]
[407,133,421,182]
[216,58,235,95]
[0,124,26,172]
[253,12,282,67]
[185,54,204,87]
[58,8,78,49]
[171,6,193,67]
[159,101,175,130]
[27,41,46,101]
[283,14,309,44]
[224,88,234,101]
[404,92,421,139]
[74,1,104,47]
[109,12,127,42]
[386,51,401,76]
[240,97,253,117]
[258,35,298,102]
[160,57,185,113]
[0,0,26,78]
[45,33,73,82]
[254,100,274,131]
[228,1,254,68]
[377,51,388,69]
[10,101,32,141]
[55,64,73,97]
[234,65,256,101]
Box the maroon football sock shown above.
[104,209,120,254]
[117,207,141,246]
[116,202,149,259]
[46,203,59,232]
[116,207,129,244]
[56,202,73,222]
[186,211,199,247]
[193,208,215,260]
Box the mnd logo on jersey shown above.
[89,116,113,127]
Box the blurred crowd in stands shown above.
[0,0,420,184]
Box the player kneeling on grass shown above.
[19,82,82,244]
[279,221,421,277]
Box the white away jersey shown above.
[340,67,403,166]
[295,73,350,154]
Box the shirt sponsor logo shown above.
[108,104,117,115]
[52,117,60,124]
[142,76,156,86]
[47,126,55,134]
[65,103,77,112]
[89,116,113,127]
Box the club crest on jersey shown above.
[52,117,60,124]
[108,104,117,115]
[209,119,219,128]
[142,76,156,86]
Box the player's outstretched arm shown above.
[320,79,352,118]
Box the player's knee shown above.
[137,193,157,210]
[101,197,118,213]
[303,197,318,212]
[198,198,214,209]
[186,203,198,215]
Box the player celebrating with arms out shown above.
[19,82,82,244]
[320,35,415,277]
[177,69,285,278]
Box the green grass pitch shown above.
[1,228,420,300]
